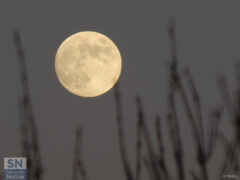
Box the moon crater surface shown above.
[55,31,122,97]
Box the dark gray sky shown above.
[1,1,240,180]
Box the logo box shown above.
[4,158,27,180]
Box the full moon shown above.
[55,31,122,97]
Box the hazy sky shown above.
[1,1,240,180]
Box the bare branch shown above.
[217,75,235,120]
[183,67,204,146]
[155,116,169,179]
[136,112,143,180]
[206,107,222,160]
[13,30,43,180]
[167,94,185,180]
[144,157,155,180]
[114,83,134,180]
[167,19,185,180]
[136,97,161,180]
[167,19,209,180]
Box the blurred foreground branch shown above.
[13,30,43,180]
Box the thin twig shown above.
[167,93,185,180]
[114,83,134,180]
[155,116,169,179]
[183,67,204,146]
[168,19,208,180]
[136,112,143,180]
[144,157,155,180]
[13,30,43,180]
[136,97,161,180]
[72,128,83,180]
[217,75,235,120]
[167,19,185,180]
[206,107,222,160]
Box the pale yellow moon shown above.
[55,31,122,97]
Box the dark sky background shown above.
[1,1,240,180]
